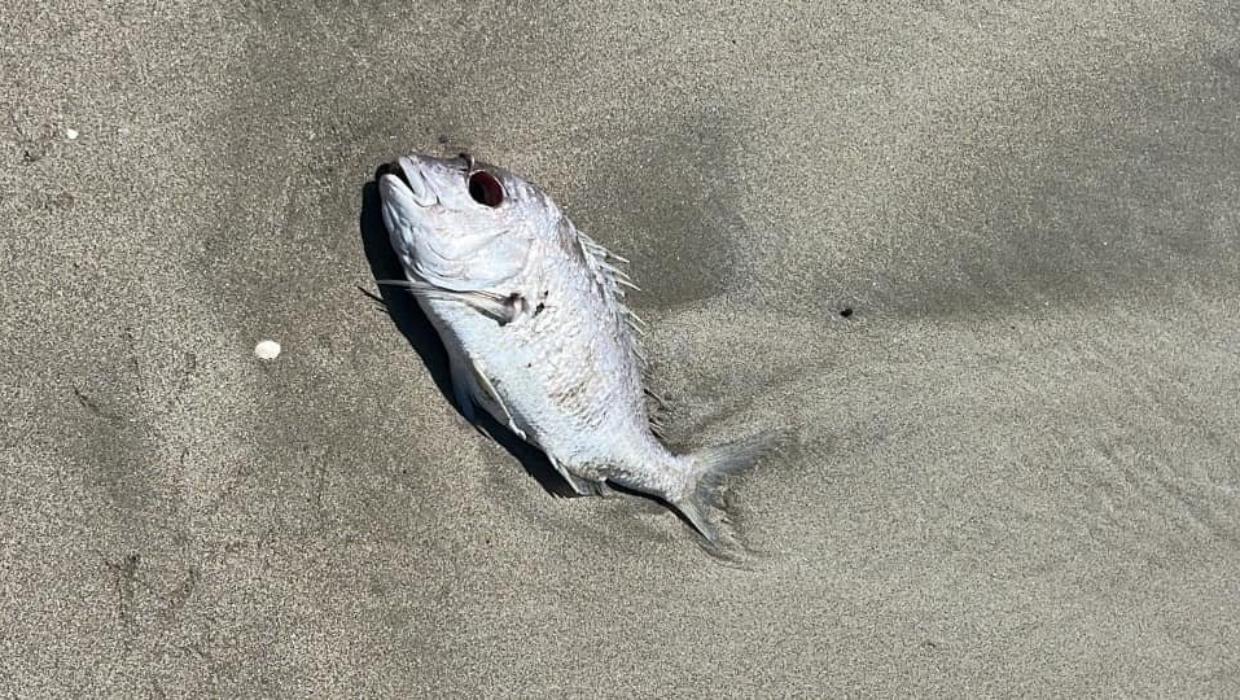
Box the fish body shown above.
[378,152,770,551]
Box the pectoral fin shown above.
[378,278,525,326]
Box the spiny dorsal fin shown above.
[555,219,669,444]
[556,219,649,372]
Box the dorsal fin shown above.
[555,218,651,376]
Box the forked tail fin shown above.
[674,431,779,557]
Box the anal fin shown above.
[547,453,608,497]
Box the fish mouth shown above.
[378,155,437,208]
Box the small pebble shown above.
[254,340,281,360]
[65,128,79,140]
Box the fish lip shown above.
[378,155,437,208]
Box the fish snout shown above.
[379,156,436,207]
[376,160,406,184]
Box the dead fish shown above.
[377,152,773,553]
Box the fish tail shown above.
[675,431,778,556]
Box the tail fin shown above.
[675,431,778,556]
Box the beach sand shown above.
[3,1,1239,694]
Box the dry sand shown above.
[3,0,1240,695]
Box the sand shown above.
[3,0,1239,695]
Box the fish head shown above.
[378,152,556,288]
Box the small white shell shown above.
[65,128,79,140]
[254,340,281,360]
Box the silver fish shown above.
[378,152,772,553]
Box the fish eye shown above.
[467,170,504,208]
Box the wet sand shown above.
[3,1,1239,695]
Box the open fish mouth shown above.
[378,155,437,208]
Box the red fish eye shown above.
[467,170,504,207]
